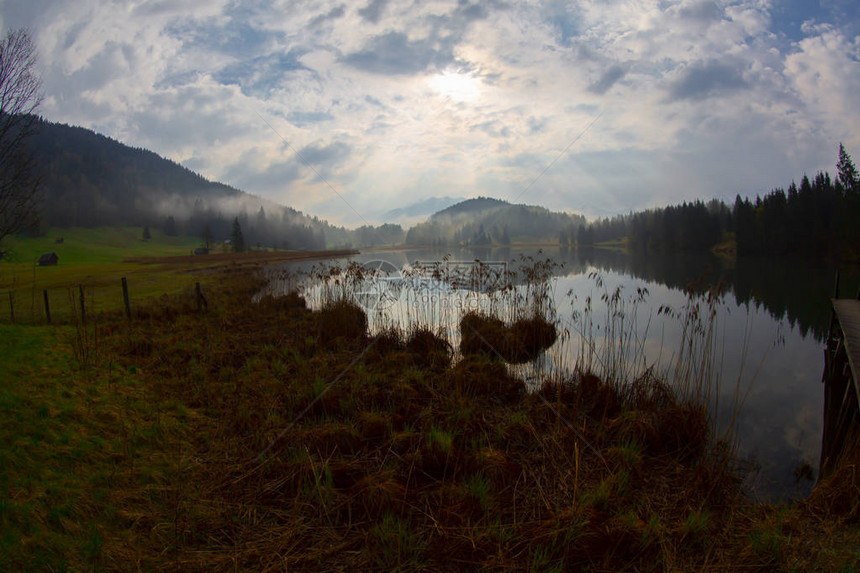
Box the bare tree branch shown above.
[0,28,43,247]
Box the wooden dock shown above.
[820,297,860,479]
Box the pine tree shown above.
[201,223,213,249]
[164,216,177,237]
[231,217,245,253]
[837,143,858,194]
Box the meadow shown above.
[0,230,858,571]
[0,227,354,324]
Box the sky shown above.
[1,0,859,226]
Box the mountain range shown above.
[21,118,584,248]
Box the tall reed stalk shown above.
[261,258,752,445]
[563,272,651,385]
[558,272,754,444]
[268,254,562,352]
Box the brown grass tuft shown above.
[460,312,507,358]
[806,430,860,523]
[507,316,558,362]
[445,355,526,403]
[405,327,452,371]
[349,470,407,520]
[302,423,364,457]
[460,311,557,363]
[369,327,405,356]
[654,403,710,462]
[577,371,623,419]
[315,299,368,346]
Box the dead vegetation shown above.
[124,248,358,266]
[4,262,859,571]
[460,312,557,363]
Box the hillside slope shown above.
[25,119,349,249]
[405,196,586,246]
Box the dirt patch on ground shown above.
[124,249,358,267]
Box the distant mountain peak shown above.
[431,196,510,219]
[404,196,586,246]
[381,195,466,221]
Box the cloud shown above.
[213,50,310,95]
[784,25,860,148]
[221,149,304,198]
[358,0,389,24]
[309,4,346,28]
[470,120,511,139]
[527,116,549,134]
[588,64,627,94]
[341,31,454,75]
[667,61,748,101]
[677,1,724,23]
[543,0,582,45]
[288,111,334,127]
[298,141,352,168]
[341,1,495,75]
[5,0,859,225]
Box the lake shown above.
[268,246,860,501]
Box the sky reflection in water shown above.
[276,247,857,501]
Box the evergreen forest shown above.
[580,145,860,261]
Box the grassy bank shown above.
[0,227,355,324]
[1,257,858,571]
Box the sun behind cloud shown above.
[428,69,482,102]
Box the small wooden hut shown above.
[38,252,59,266]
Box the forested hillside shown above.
[581,145,860,261]
[20,119,858,257]
[25,119,403,250]
[31,121,236,228]
[405,197,586,246]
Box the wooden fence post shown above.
[78,284,86,324]
[122,277,131,319]
[43,290,51,324]
[195,282,208,312]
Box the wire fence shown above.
[2,278,208,326]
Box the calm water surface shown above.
[273,246,860,501]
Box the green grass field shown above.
[2,227,200,266]
[594,237,629,251]
[0,228,355,325]
[0,322,190,570]
[0,228,205,324]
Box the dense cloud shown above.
[358,0,389,24]
[588,65,627,95]
[342,31,456,75]
[667,61,748,101]
[677,1,724,23]
[1,0,858,225]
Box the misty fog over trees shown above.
[12,117,860,260]
[24,119,402,250]
[20,119,584,250]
